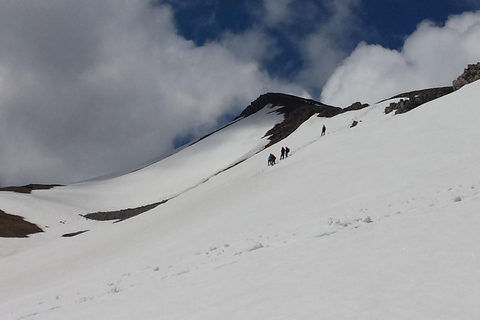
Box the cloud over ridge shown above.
[1,1,480,187]
[321,11,480,106]
[0,0,302,186]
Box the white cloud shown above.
[0,0,302,186]
[216,0,363,97]
[321,11,480,107]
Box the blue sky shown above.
[168,1,474,47]
[362,1,479,47]
[0,0,479,186]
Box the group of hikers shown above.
[268,146,289,166]
[267,124,327,166]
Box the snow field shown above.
[1,82,480,319]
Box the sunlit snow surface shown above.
[1,83,480,319]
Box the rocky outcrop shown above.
[384,86,454,115]
[453,62,480,90]
[344,101,369,112]
[236,93,342,120]
[385,98,416,115]
[238,93,369,147]
[0,209,43,238]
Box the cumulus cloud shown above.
[206,0,363,99]
[0,0,303,186]
[321,11,480,106]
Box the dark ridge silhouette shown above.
[0,209,43,238]
[386,86,454,101]
[236,92,342,119]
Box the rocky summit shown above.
[239,93,369,147]
[453,62,480,90]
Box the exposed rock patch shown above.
[62,230,89,237]
[82,200,167,222]
[0,184,62,194]
[343,101,370,112]
[384,87,454,115]
[238,93,369,147]
[453,62,480,90]
[236,93,341,119]
[0,209,43,238]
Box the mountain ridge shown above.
[1,64,479,237]
[238,92,369,147]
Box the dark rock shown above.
[350,120,359,128]
[82,200,168,222]
[0,209,43,238]
[453,62,480,90]
[383,86,454,115]
[385,102,396,114]
[62,230,89,237]
[0,184,62,194]
[344,101,369,112]
[238,93,369,147]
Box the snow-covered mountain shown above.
[1,80,480,319]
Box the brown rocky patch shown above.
[238,93,368,148]
[0,209,43,238]
[0,184,62,194]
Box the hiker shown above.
[285,146,290,158]
[321,125,326,136]
[280,147,285,160]
[268,153,276,166]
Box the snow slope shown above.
[1,82,480,319]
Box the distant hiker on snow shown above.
[285,147,290,157]
[268,154,276,166]
[321,125,326,136]
[280,147,285,160]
